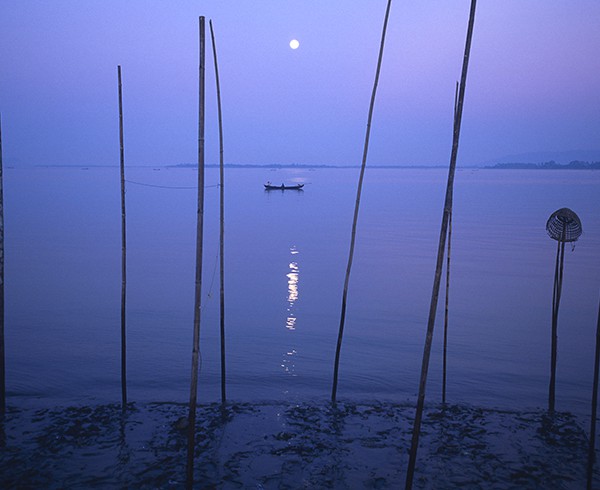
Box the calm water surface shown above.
[5,167,600,417]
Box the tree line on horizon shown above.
[488,160,600,170]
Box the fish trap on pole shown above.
[546,207,582,414]
[546,208,582,244]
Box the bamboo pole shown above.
[587,295,600,490]
[209,19,226,406]
[331,0,393,404]
[405,1,477,487]
[0,114,5,417]
[453,80,460,126]
[549,234,566,413]
[117,65,127,409]
[442,210,452,404]
[545,208,581,414]
[442,81,459,405]
[186,16,206,489]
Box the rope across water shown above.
[125,179,219,190]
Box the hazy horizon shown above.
[9,148,600,170]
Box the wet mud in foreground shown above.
[0,401,596,489]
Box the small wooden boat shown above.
[264,182,304,190]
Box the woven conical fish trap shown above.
[546,208,582,242]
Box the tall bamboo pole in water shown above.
[545,208,582,413]
[0,114,5,416]
[442,81,459,405]
[209,19,226,406]
[549,236,565,413]
[405,2,477,487]
[442,210,452,404]
[117,65,127,409]
[186,16,206,489]
[588,296,600,490]
[331,0,393,404]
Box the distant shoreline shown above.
[170,163,458,169]
[20,161,600,170]
[172,162,600,170]
[484,161,600,170]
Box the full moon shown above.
[289,39,300,50]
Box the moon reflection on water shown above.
[282,246,300,378]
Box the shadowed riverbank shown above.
[0,401,596,488]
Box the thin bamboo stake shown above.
[587,295,600,490]
[549,235,565,413]
[546,208,581,414]
[405,1,477,487]
[117,65,127,409]
[186,16,206,489]
[453,81,460,126]
[331,0,393,404]
[209,19,226,406]
[0,114,5,417]
[442,81,459,405]
[442,210,452,404]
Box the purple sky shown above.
[1,1,599,166]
